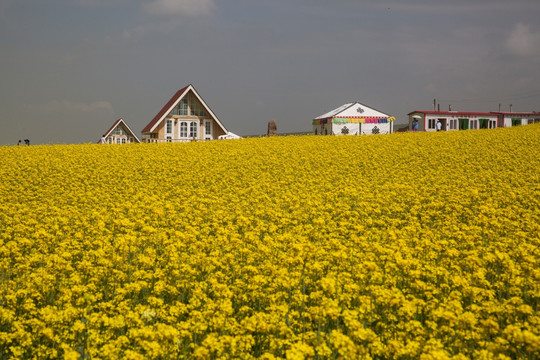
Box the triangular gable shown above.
[103,118,141,142]
[314,103,356,120]
[141,84,228,134]
[314,102,390,120]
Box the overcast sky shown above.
[1,0,540,145]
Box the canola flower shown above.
[0,125,539,359]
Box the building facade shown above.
[100,118,141,144]
[408,110,540,132]
[141,85,228,143]
[313,102,395,135]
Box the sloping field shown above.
[0,126,539,359]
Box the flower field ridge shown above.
[0,125,539,359]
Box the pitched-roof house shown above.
[99,118,141,144]
[141,85,228,142]
[313,102,395,135]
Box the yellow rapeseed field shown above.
[0,125,539,359]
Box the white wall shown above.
[314,122,392,135]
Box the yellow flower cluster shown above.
[0,125,539,359]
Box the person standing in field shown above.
[100,135,107,144]
[436,121,442,131]
[413,120,418,132]
[24,139,30,145]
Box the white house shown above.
[408,110,540,132]
[313,102,395,135]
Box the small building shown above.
[313,102,395,135]
[408,110,540,132]
[141,84,228,143]
[494,112,540,127]
[100,118,141,144]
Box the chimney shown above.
[433,99,437,111]
[510,104,513,112]
[449,104,452,111]
[499,103,501,112]
[437,103,440,112]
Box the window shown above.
[179,98,188,115]
[449,119,457,130]
[489,120,497,129]
[428,119,436,129]
[170,98,188,116]
[112,126,128,136]
[470,120,478,129]
[180,122,188,137]
[479,119,489,129]
[130,138,134,143]
[166,119,173,134]
[116,138,121,144]
[459,118,469,130]
[190,122,198,138]
[512,118,522,126]
[108,137,113,144]
[205,121,212,136]
[528,119,534,124]
[166,136,172,143]
[121,138,126,144]
[189,94,208,117]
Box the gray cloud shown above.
[142,0,215,17]
[1,0,540,145]
[25,100,114,115]
[506,23,540,59]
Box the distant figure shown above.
[413,120,418,132]
[100,135,107,144]
[267,120,277,136]
[17,139,22,146]
[24,139,30,146]
[436,121,442,131]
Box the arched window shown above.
[180,122,188,137]
[190,122,198,138]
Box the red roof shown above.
[100,118,141,143]
[103,118,123,136]
[409,110,539,116]
[492,112,540,116]
[141,85,190,133]
[408,110,494,116]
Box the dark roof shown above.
[141,85,190,133]
[103,118,123,136]
[409,110,540,117]
[408,110,494,116]
[99,118,141,143]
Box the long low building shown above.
[408,110,540,132]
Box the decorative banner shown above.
[348,118,365,123]
[312,120,319,125]
[388,116,395,122]
[332,118,348,124]
[378,118,388,123]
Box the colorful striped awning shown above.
[332,118,348,124]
